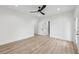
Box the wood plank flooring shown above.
[0,35,78,54]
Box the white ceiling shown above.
[0,5,75,18]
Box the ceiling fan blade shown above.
[38,5,46,11]
[30,11,38,13]
[40,12,45,15]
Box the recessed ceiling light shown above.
[57,8,60,11]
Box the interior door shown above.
[76,17,79,47]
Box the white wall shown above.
[36,11,75,41]
[34,19,38,35]
[50,12,74,41]
[0,7,36,45]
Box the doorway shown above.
[37,20,50,37]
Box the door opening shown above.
[37,20,50,37]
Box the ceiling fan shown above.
[30,5,46,15]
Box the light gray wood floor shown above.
[0,35,78,54]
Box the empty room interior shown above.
[0,5,79,54]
